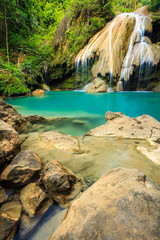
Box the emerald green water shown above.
[5,91,160,136]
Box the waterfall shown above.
[120,10,154,88]
[75,6,159,91]
[44,63,48,85]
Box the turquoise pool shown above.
[5,91,160,136]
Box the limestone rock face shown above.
[42,160,84,207]
[1,151,41,186]
[86,78,107,93]
[40,131,80,153]
[0,186,8,205]
[0,201,22,240]
[32,89,45,96]
[121,42,160,81]
[50,168,160,240]
[0,120,20,163]
[0,100,25,131]
[88,111,160,139]
[20,183,52,217]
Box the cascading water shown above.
[120,10,154,90]
[75,6,160,91]
[44,63,48,85]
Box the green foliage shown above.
[149,0,160,11]
[50,0,114,82]
[1,0,158,93]
[112,0,150,12]
[0,61,29,96]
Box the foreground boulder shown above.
[86,78,107,93]
[0,120,20,163]
[32,89,45,96]
[0,100,26,131]
[40,131,80,153]
[20,183,52,217]
[0,201,22,240]
[50,168,160,240]
[42,160,84,208]
[1,151,41,186]
[88,111,160,140]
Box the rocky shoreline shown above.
[0,99,160,239]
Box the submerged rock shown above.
[24,115,46,124]
[0,100,26,131]
[88,111,160,140]
[32,89,45,96]
[40,131,80,153]
[20,183,52,217]
[86,78,107,93]
[0,201,22,240]
[42,160,84,208]
[0,120,20,163]
[1,151,41,186]
[50,168,160,240]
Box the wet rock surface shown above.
[86,78,107,93]
[0,201,22,240]
[50,168,160,240]
[137,146,160,165]
[0,147,5,166]
[0,186,8,205]
[40,131,80,153]
[1,151,41,186]
[20,183,52,217]
[42,160,84,207]
[0,100,26,131]
[88,111,160,140]
[0,120,20,162]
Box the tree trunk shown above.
[4,6,9,65]
[16,0,19,7]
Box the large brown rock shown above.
[88,111,160,140]
[0,120,20,163]
[50,168,160,240]
[86,78,107,93]
[0,100,26,131]
[20,183,52,217]
[0,201,22,240]
[42,160,84,208]
[1,151,41,186]
[32,89,45,96]
[40,131,80,153]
